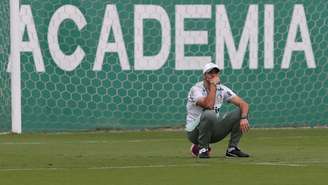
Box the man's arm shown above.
[196,83,216,109]
[229,96,250,133]
[229,96,249,117]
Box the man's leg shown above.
[186,128,198,145]
[187,110,217,158]
[210,108,241,147]
[197,110,217,149]
[210,108,250,157]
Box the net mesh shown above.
[0,1,11,132]
[1,0,328,132]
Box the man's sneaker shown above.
[190,144,211,158]
[198,148,210,158]
[225,147,250,157]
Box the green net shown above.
[0,0,11,132]
[1,0,328,132]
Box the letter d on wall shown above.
[134,5,171,70]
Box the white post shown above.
[10,0,22,133]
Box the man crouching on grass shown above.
[186,63,250,158]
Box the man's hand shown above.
[240,119,250,134]
[207,75,220,85]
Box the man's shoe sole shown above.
[198,154,210,159]
[190,144,212,158]
[225,152,238,157]
[226,152,250,158]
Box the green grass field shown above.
[0,128,327,185]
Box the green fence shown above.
[0,0,327,132]
[0,0,11,131]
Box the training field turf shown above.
[0,128,327,185]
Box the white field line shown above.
[0,132,10,135]
[249,162,307,167]
[0,163,208,172]
[244,159,328,167]
[0,161,316,172]
[0,142,45,145]
[2,135,324,145]
[88,163,208,170]
[0,138,185,145]
[1,160,326,172]
[253,135,328,140]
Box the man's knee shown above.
[233,108,241,118]
[229,108,241,124]
[201,110,217,124]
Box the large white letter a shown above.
[93,5,130,71]
[281,4,316,69]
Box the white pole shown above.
[10,0,22,133]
